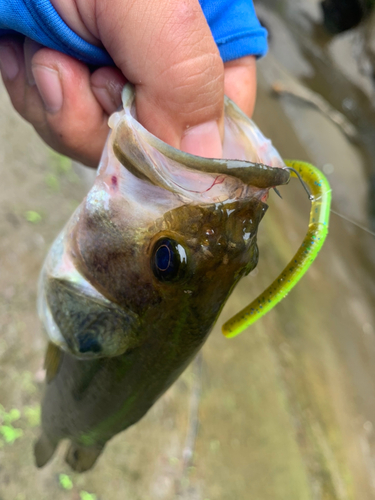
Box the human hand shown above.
[0,0,257,167]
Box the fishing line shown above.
[329,209,375,237]
[280,169,375,238]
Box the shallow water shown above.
[1,2,375,499]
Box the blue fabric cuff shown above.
[0,0,113,66]
[217,32,268,62]
[0,0,268,66]
[199,0,268,61]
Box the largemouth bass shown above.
[35,84,292,472]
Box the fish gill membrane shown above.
[35,83,330,472]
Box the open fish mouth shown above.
[109,84,290,204]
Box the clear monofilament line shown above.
[330,209,375,237]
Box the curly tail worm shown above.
[222,160,332,338]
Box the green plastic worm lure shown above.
[222,160,332,338]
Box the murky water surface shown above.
[1,1,375,499]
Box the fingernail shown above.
[180,120,222,158]
[0,44,19,80]
[32,65,63,114]
[92,86,120,115]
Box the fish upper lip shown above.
[114,84,290,197]
[115,115,291,189]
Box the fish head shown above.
[38,84,288,360]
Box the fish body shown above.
[36,85,289,471]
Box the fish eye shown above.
[151,238,187,282]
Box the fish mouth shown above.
[109,84,290,205]
[41,277,141,360]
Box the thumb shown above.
[52,0,224,158]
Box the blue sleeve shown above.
[0,0,112,65]
[199,0,268,61]
[0,0,267,66]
